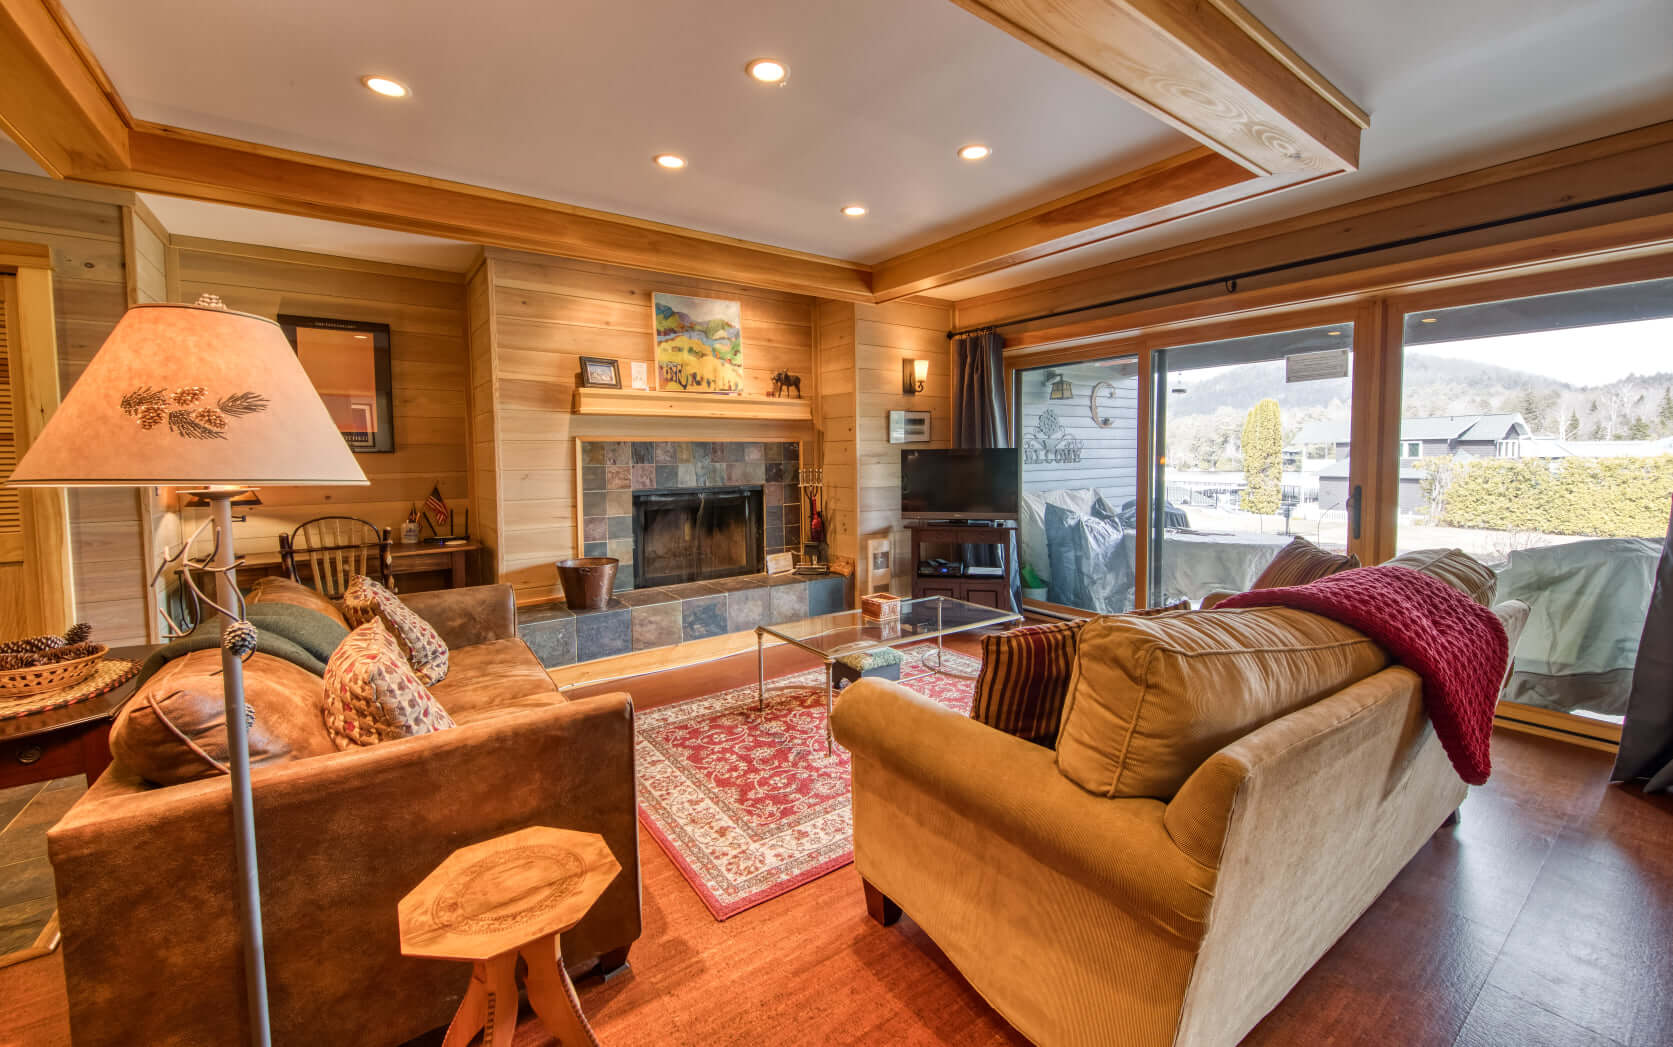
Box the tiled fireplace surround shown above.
[518,439,845,668]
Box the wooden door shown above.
[0,270,75,637]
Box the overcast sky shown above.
[1410,316,1673,387]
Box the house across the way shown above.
[1306,414,1532,512]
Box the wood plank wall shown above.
[0,175,149,645]
[475,248,817,601]
[854,300,952,593]
[169,237,471,559]
[466,255,500,581]
[812,298,953,596]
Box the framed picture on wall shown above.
[578,356,622,389]
[279,314,395,453]
[866,536,892,593]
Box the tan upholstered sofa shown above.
[832,557,1520,1047]
[47,579,640,1047]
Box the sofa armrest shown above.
[399,583,517,648]
[48,692,639,1047]
[831,678,1214,928]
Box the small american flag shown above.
[423,485,450,528]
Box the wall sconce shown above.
[903,358,928,395]
[1047,371,1074,400]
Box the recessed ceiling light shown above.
[746,59,788,84]
[1420,316,1439,324]
[841,205,867,217]
[361,75,409,98]
[654,154,687,170]
[957,144,992,161]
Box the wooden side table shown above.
[400,827,622,1047]
[0,644,157,790]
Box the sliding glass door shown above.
[1149,323,1357,606]
[1014,354,1141,613]
[1394,276,1673,731]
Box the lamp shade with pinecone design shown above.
[8,299,367,488]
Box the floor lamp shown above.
[10,296,367,1046]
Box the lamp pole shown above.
[203,488,272,1046]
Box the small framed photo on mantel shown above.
[578,356,622,389]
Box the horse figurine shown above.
[771,370,803,398]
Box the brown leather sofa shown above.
[47,580,640,1047]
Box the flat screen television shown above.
[900,448,1019,521]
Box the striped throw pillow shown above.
[1250,536,1360,590]
[972,621,1084,745]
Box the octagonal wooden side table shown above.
[399,827,622,1047]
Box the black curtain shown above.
[1614,494,1673,791]
[951,330,1020,611]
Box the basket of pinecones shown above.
[0,624,106,696]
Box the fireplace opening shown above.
[632,486,765,588]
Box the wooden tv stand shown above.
[907,522,1017,610]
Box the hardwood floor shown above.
[2,641,1670,1046]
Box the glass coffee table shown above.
[755,596,1021,752]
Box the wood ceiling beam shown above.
[870,147,1326,301]
[97,123,875,301]
[954,120,1673,335]
[0,0,129,176]
[946,0,1366,176]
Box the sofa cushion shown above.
[323,620,456,749]
[1387,548,1496,606]
[1250,536,1361,590]
[342,575,449,685]
[427,637,560,717]
[110,650,337,785]
[1055,606,1388,799]
[247,575,349,629]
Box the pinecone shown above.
[171,386,207,407]
[0,653,27,670]
[137,404,167,429]
[191,407,228,431]
[62,622,92,644]
[223,620,259,657]
[0,634,64,655]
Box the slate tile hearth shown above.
[519,571,847,668]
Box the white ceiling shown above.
[57,0,1192,263]
[935,0,1673,298]
[8,0,1672,298]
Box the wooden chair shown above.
[280,516,394,598]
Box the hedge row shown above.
[1420,454,1673,538]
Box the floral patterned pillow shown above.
[323,619,455,749]
[341,575,449,685]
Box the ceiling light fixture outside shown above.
[841,205,867,217]
[360,76,409,98]
[655,154,688,170]
[1420,316,1439,324]
[958,144,992,161]
[746,59,789,84]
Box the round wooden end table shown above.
[399,826,622,1047]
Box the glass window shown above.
[1014,356,1140,613]
[1396,276,1673,724]
[1151,324,1355,606]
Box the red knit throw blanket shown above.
[1218,565,1507,785]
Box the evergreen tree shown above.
[1566,410,1582,440]
[1660,388,1673,431]
[1240,399,1283,515]
[1628,418,1652,440]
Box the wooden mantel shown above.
[571,386,813,423]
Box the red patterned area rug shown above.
[636,645,982,920]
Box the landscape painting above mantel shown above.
[655,292,744,394]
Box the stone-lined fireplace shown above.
[633,486,764,588]
[579,439,800,591]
